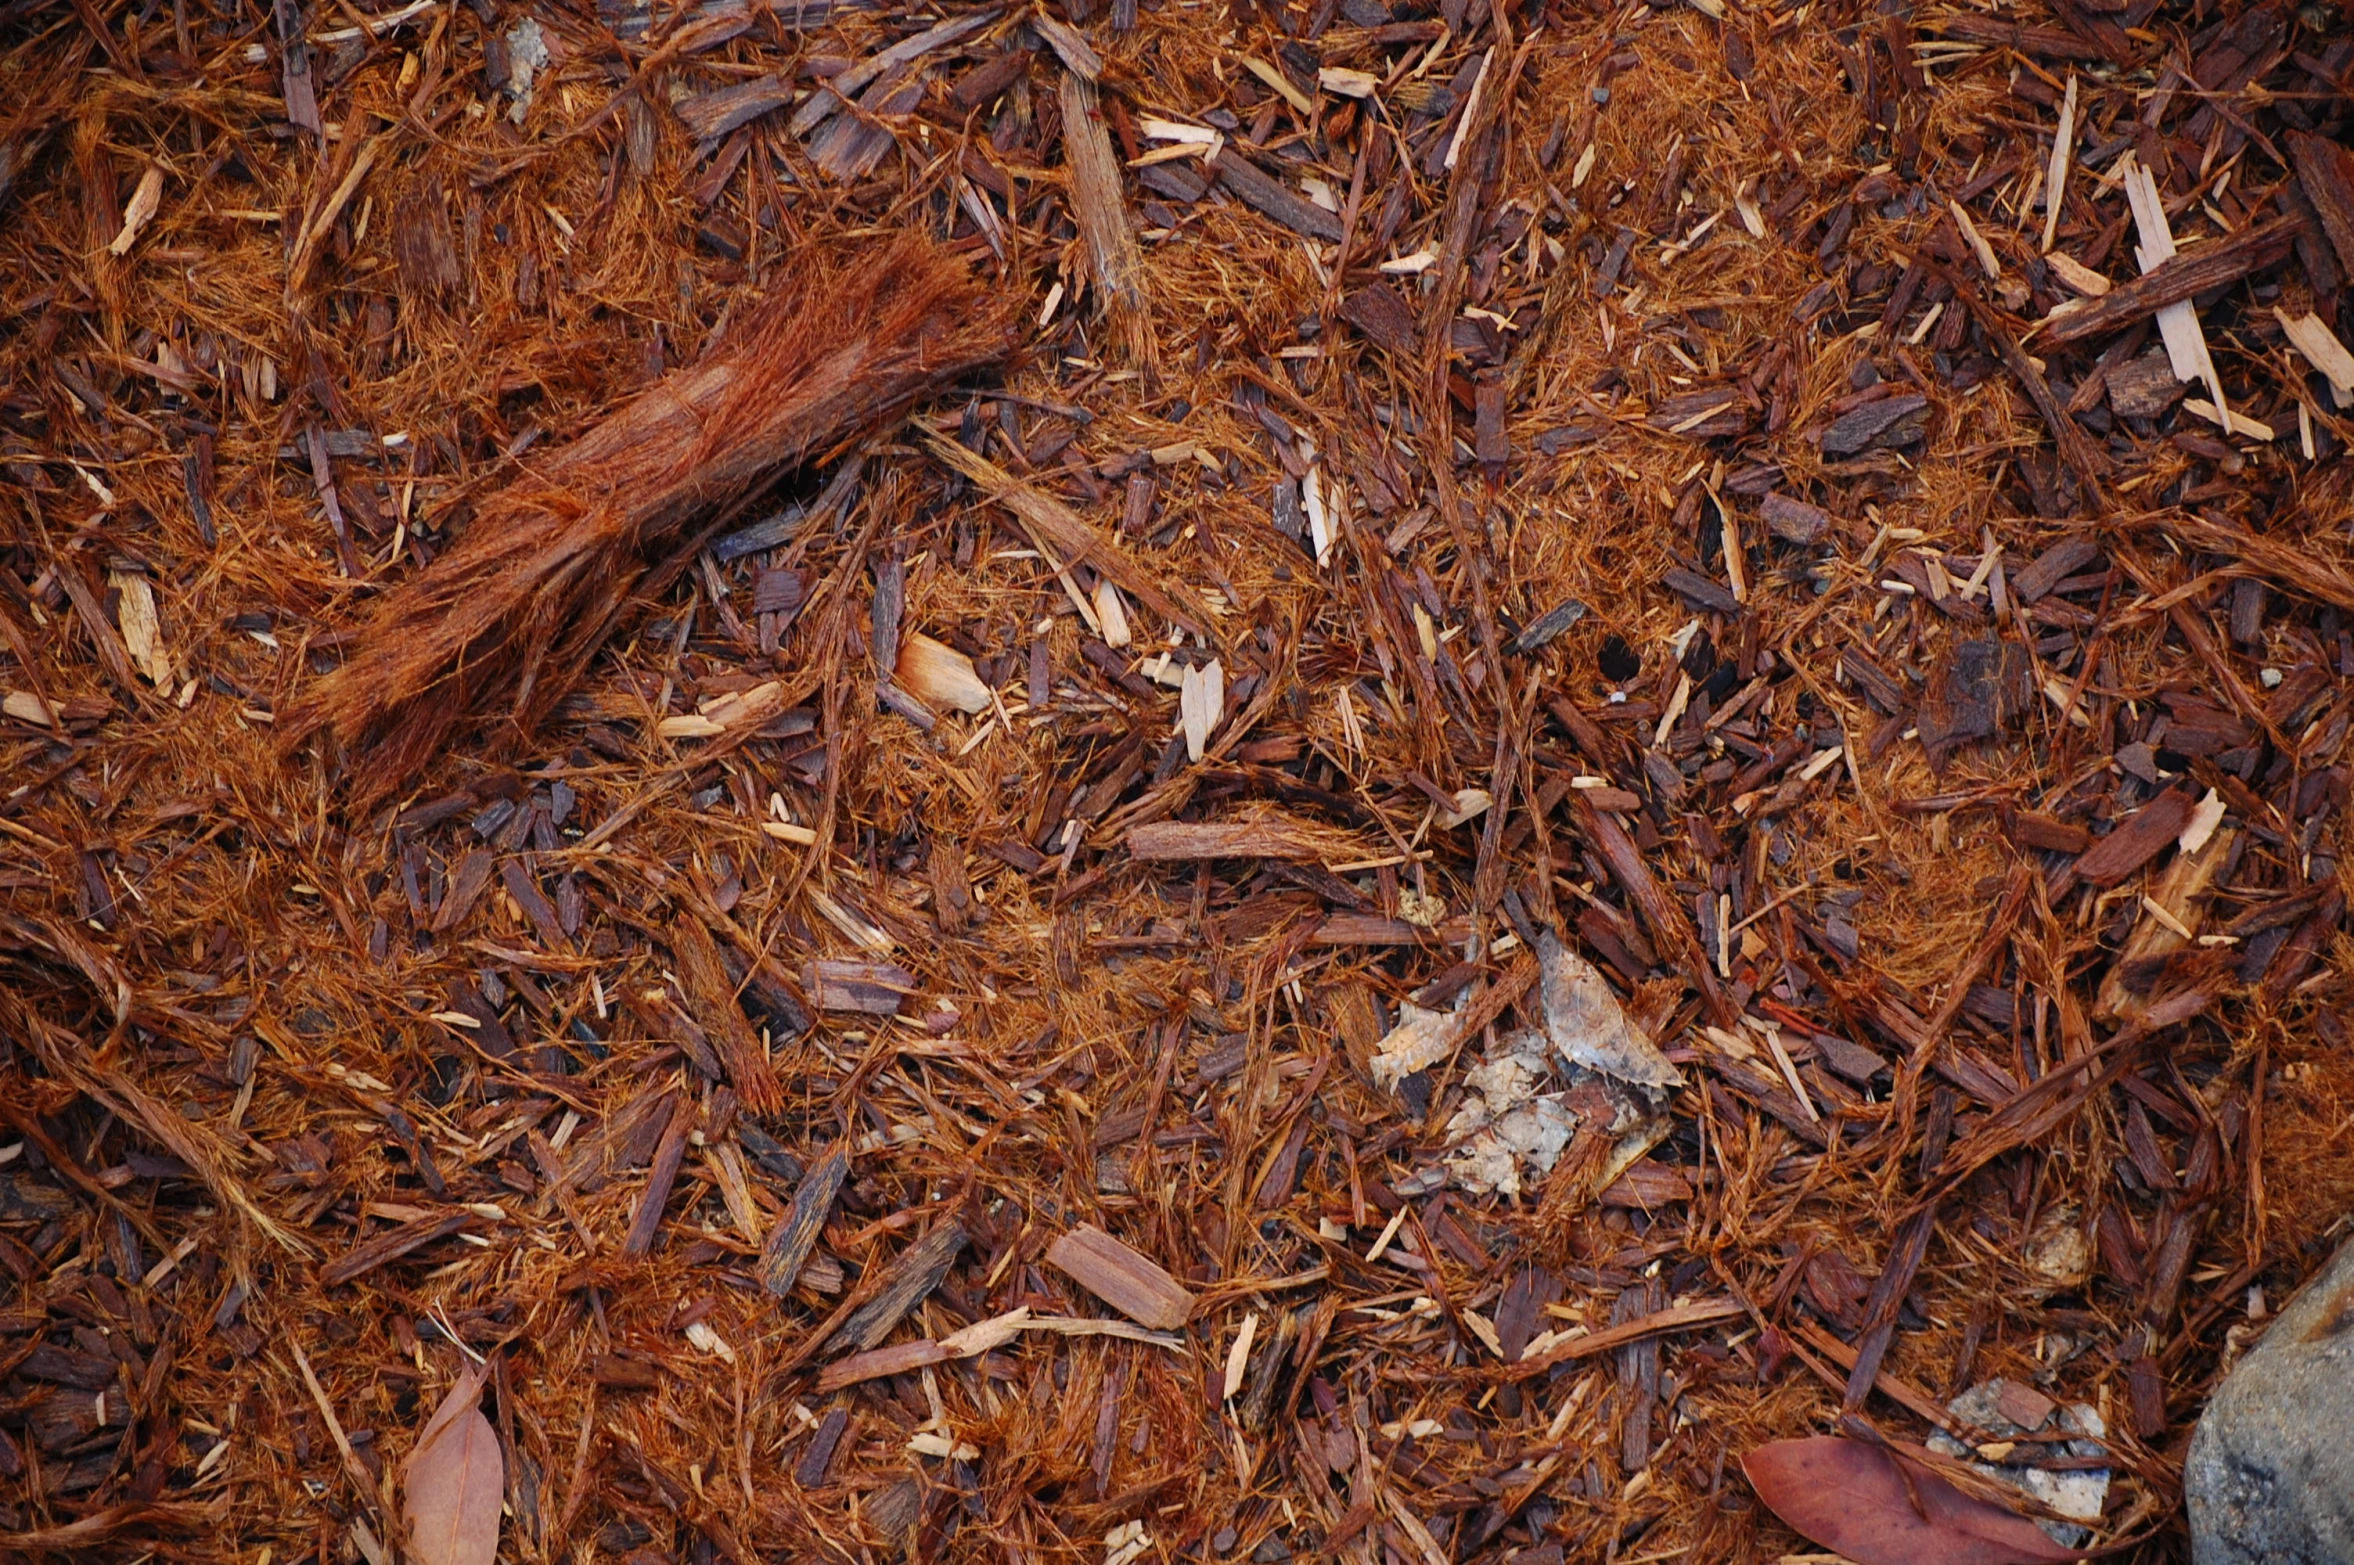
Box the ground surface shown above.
[2,0,2353,1560]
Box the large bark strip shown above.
[2033,214,2303,347]
[1059,72,1151,364]
[287,236,1015,796]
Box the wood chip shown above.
[1209,149,1345,243]
[2276,308,2354,405]
[837,1219,970,1350]
[2073,788,2195,887]
[321,1212,470,1287]
[1126,817,1327,861]
[806,959,916,1014]
[2290,129,2354,280]
[1060,72,1149,361]
[1045,1225,1196,1330]
[2035,209,2301,351]
[758,1142,848,1298]
[1340,283,1418,357]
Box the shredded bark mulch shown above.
[2,0,2352,1558]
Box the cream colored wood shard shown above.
[2044,251,2109,297]
[2121,153,2226,418]
[1093,580,1131,648]
[896,632,991,714]
[2276,308,2354,408]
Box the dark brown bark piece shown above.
[1474,379,1508,472]
[807,959,916,1014]
[1340,283,1418,357]
[1660,567,1739,616]
[53,561,138,694]
[1916,639,2029,769]
[393,181,462,305]
[432,848,495,933]
[1311,912,1471,944]
[795,1407,851,1486]
[952,48,1033,112]
[1646,387,1753,440]
[1888,551,1986,621]
[1211,150,1345,242]
[2012,811,2092,854]
[675,75,795,143]
[1844,1205,1938,1411]
[2036,215,2304,348]
[837,1219,969,1350]
[1138,161,1208,204]
[2289,130,2354,281]
[1933,14,2111,59]
[274,0,321,133]
[442,977,517,1058]
[560,1083,676,1194]
[1821,393,1928,458]
[1598,1162,1695,1207]
[1509,599,1588,655]
[1573,793,1733,1025]
[1760,492,1832,544]
[1535,421,1608,453]
[759,1142,849,1298]
[500,858,562,944]
[593,1354,660,1389]
[621,1094,692,1256]
[1839,649,1909,714]
[816,1338,955,1392]
[321,1213,470,1287]
[808,62,924,181]
[2107,351,2185,420]
[2010,535,2101,602]
[2075,789,2194,887]
[1813,1033,1888,1084]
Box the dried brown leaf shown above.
[1743,1437,2084,1565]
[403,1365,502,1565]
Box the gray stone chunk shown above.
[2188,1235,2354,1564]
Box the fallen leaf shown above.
[1439,1032,1574,1197]
[1370,1002,1459,1089]
[1743,1437,2085,1565]
[1538,928,1682,1088]
[403,1365,502,1565]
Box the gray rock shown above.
[1928,1378,2109,1549]
[2188,1235,2354,1564]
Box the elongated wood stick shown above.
[287,235,1015,797]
